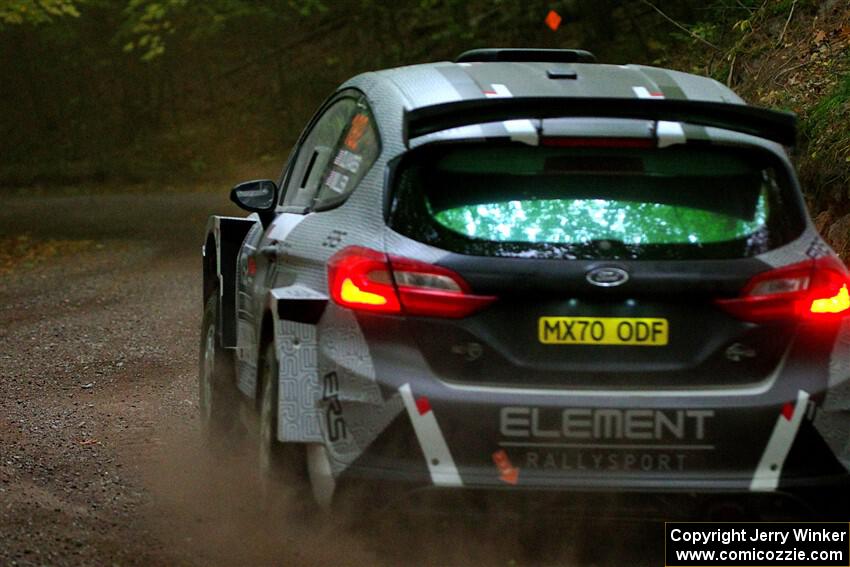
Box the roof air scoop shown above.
[455,48,596,64]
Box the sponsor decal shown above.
[323,170,350,194]
[321,230,347,249]
[523,448,688,472]
[499,406,715,474]
[322,371,347,442]
[344,113,370,150]
[333,149,362,174]
[500,407,714,442]
[806,238,831,259]
[492,449,519,485]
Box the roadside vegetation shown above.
[652,0,850,251]
[1,0,847,245]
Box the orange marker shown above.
[545,10,562,31]
[492,449,519,485]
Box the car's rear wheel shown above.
[257,340,328,515]
[199,294,240,448]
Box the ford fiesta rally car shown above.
[200,48,850,517]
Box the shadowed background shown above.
[1,1,847,225]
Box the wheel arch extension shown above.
[202,215,260,347]
[266,285,329,443]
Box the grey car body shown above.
[201,49,850,515]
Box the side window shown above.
[312,102,381,211]
[282,98,357,209]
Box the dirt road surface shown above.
[0,190,658,566]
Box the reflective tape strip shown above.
[750,390,809,492]
[399,384,463,487]
[483,84,538,145]
[632,86,665,99]
[483,83,512,98]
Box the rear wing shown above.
[403,97,797,147]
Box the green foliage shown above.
[810,73,850,132]
[0,0,81,26]
[806,72,850,193]
[121,0,185,61]
[0,0,846,203]
[119,0,323,61]
[289,0,324,16]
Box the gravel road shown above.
[0,191,657,566]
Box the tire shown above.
[257,340,319,515]
[199,293,240,448]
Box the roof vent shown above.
[546,66,578,80]
[455,48,596,64]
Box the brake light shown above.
[327,246,496,318]
[811,284,850,313]
[716,257,850,322]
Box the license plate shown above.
[538,317,669,346]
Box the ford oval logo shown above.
[586,267,629,287]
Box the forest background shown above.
[1,0,848,251]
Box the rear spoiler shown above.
[403,97,797,147]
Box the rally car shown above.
[200,48,850,517]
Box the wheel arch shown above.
[255,307,276,400]
[201,215,260,348]
[202,233,218,305]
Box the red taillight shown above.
[327,246,496,318]
[327,246,401,314]
[716,257,850,322]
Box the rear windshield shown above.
[389,144,803,260]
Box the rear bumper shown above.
[317,308,850,497]
[339,377,850,493]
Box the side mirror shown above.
[230,179,277,212]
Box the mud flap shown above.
[315,307,405,479]
[269,286,328,443]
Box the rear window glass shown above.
[389,144,803,260]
